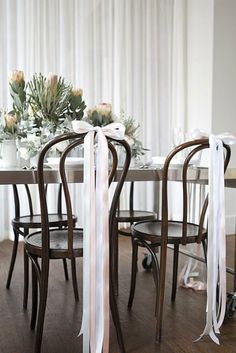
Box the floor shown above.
[0,236,235,353]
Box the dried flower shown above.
[9,70,25,84]
[86,103,114,127]
[67,88,86,120]
[9,70,27,119]
[72,88,83,97]
[5,113,17,129]
[0,110,19,140]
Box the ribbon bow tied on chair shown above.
[72,120,125,353]
[192,129,236,344]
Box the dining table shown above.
[1,161,236,348]
[2,163,234,294]
[0,163,236,186]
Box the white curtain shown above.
[0,0,188,241]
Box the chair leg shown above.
[23,248,29,309]
[149,249,160,317]
[113,220,119,295]
[109,221,126,353]
[6,229,19,289]
[202,239,207,264]
[127,238,138,309]
[71,258,79,301]
[151,246,160,290]
[110,263,126,353]
[139,242,160,317]
[171,244,179,302]
[62,258,69,281]
[31,257,38,330]
[155,238,168,342]
[34,259,50,353]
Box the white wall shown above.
[212,0,236,233]
[212,0,236,166]
[187,0,236,233]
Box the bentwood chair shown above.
[128,138,231,342]
[6,184,78,308]
[113,181,157,293]
[24,131,131,353]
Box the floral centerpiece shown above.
[2,70,86,162]
[85,103,147,159]
[0,71,146,166]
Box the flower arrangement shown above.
[27,73,86,130]
[85,103,147,159]
[0,70,146,164]
[1,70,86,161]
[27,73,71,129]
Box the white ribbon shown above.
[72,120,125,353]
[192,129,236,344]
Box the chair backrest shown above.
[12,183,63,218]
[161,138,231,245]
[117,181,134,213]
[36,131,131,258]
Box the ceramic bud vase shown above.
[1,139,18,167]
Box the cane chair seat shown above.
[25,228,83,258]
[116,209,156,223]
[12,213,71,229]
[133,220,207,244]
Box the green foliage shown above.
[86,103,114,127]
[2,70,87,159]
[87,110,114,127]
[67,89,87,121]
[120,113,148,158]
[27,73,71,129]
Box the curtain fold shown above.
[0,0,188,240]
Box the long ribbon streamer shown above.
[191,129,236,344]
[72,120,125,353]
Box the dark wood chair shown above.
[24,131,131,353]
[6,183,78,308]
[128,138,231,342]
[113,181,157,293]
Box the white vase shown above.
[1,139,18,167]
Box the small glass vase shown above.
[1,139,18,167]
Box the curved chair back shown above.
[156,138,231,340]
[36,131,131,260]
[161,138,231,246]
[12,183,64,218]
